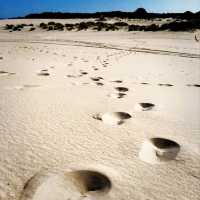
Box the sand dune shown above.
[0,19,200,200]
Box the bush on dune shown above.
[65,23,74,31]
[114,22,129,27]
[5,24,14,30]
[48,21,56,26]
[145,24,159,31]
[29,27,36,31]
[39,22,48,29]
[54,23,64,30]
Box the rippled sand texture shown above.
[0,20,200,200]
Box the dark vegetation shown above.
[24,8,200,20]
[4,8,200,32]
[5,23,35,31]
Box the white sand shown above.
[0,19,200,200]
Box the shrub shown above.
[48,21,56,26]
[114,22,128,26]
[54,23,64,30]
[159,21,195,31]
[48,25,54,31]
[5,24,14,30]
[29,27,35,31]
[65,24,74,31]
[128,25,145,31]
[105,24,119,31]
[77,22,88,31]
[145,24,159,31]
[96,15,106,22]
[39,23,48,29]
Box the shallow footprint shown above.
[108,93,126,99]
[158,83,173,87]
[37,70,50,76]
[96,82,104,86]
[187,84,200,87]
[20,170,111,200]
[93,112,132,125]
[111,80,123,83]
[135,103,155,111]
[0,71,15,76]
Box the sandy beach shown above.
[0,19,200,200]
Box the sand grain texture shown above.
[0,19,200,200]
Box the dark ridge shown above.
[23,8,200,20]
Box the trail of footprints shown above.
[0,45,197,199]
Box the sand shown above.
[0,19,200,200]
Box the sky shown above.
[0,0,199,18]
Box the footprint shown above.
[93,112,132,125]
[158,83,173,87]
[135,103,155,111]
[108,93,126,99]
[139,138,180,164]
[111,80,123,83]
[66,75,76,78]
[80,71,88,75]
[23,84,40,88]
[0,71,15,76]
[187,84,200,87]
[20,170,111,200]
[91,77,103,82]
[37,72,50,76]
[140,82,149,85]
[115,87,129,92]
[96,82,104,86]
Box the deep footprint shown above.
[20,170,111,200]
[115,87,129,92]
[139,137,180,164]
[135,103,155,111]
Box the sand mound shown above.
[139,138,180,164]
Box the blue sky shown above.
[0,0,199,18]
